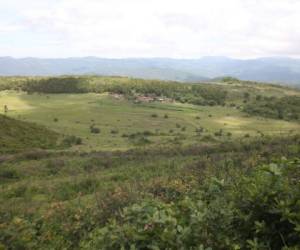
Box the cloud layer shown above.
[0,0,299,58]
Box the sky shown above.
[0,0,299,59]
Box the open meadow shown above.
[1,88,299,151]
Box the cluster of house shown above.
[111,93,173,103]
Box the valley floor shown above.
[0,91,299,151]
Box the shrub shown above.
[21,150,50,160]
[62,135,82,146]
[90,126,100,134]
[81,159,300,250]
[195,127,204,133]
[214,129,223,137]
[133,136,151,146]
[0,168,19,180]
[143,130,154,136]
[110,129,119,134]
[256,95,262,101]
[201,134,217,142]
[244,92,250,100]
[45,159,65,175]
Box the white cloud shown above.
[0,0,299,58]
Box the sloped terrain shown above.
[0,76,299,249]
[0,114,60,153]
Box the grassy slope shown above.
[0,136,299,249]
[0,77,300,248]
[0,114,60,153]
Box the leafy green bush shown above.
[82,159,300,250]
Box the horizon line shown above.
[1,55,300,61]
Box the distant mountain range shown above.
[1,56,300,86]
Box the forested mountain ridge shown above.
[1,56,300,86]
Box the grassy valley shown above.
[0,76,300,249]
[0,76,299,151]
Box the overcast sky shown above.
[0,0,299,59]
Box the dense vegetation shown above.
[85,159,300,249]
[0,76,300,249]
[25,77,88,94]
[244,96,300,121]
[0,135,300,249]
[1,76,228,106]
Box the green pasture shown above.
[1,90,299,151]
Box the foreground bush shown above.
[0,137,299,249]
[82,159,300,250]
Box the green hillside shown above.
[0,114,60,153]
